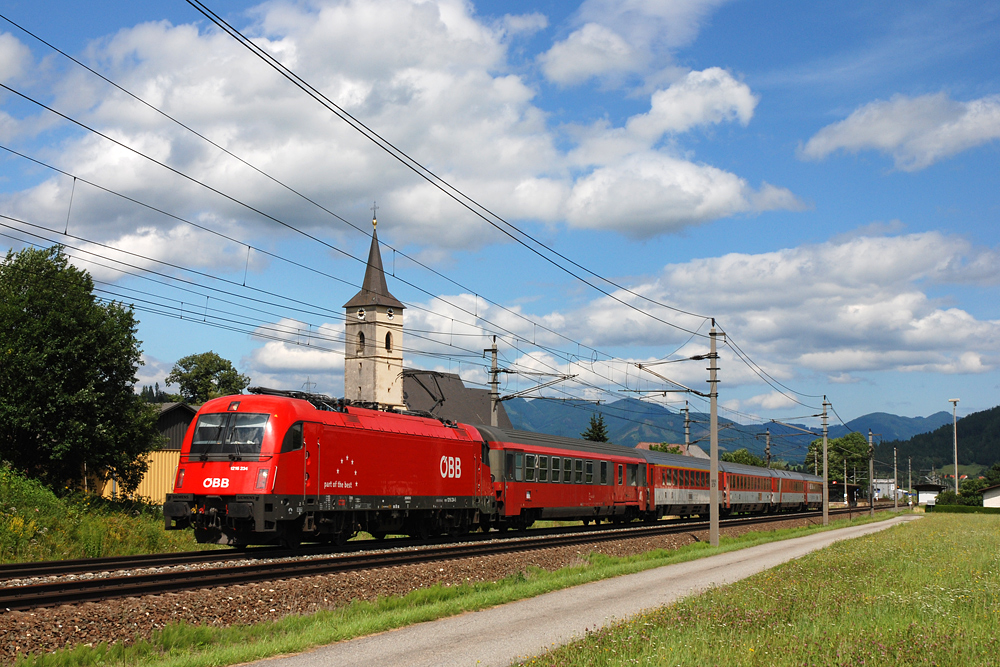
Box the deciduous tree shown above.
[0,246,161,492]
[165,351,250,404]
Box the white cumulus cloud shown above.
[800,92,1000,171]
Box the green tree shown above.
[581,412,609,442]
[984,462,1000,486]
[805,432,869,481]
[165,351,250,404]
[649,442,683,454]
[0,246,161,492]
[721,447,766,467]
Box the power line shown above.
[182,0,711,338]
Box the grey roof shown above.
[343,226,405,310]
[403,369,511,429]
[157,402,198,415]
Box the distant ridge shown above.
[503,398,955,464]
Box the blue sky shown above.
[0,0,998,431]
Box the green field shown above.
[521,513,999,667]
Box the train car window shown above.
[505,453,514,481]
[627,464,638,486]
[551,457,560,482]
[280,421,304,453]
[564,458,573,482]
[601,461,608,484]
[618,464,623,485]
[539,456,549,482]
[639,464,646,486]
[525,454,536,482]
[192,412,270,457]
[514,452,524,482]
[585,460,594,484]
[574,459,583,483]
[661,470,665,485]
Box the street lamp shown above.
[949,398,959,494]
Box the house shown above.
[635,442,709,458]
[402,369,512,428]
[105,402,198,503]
[983,484,1000,509]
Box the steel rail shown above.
[0,506,889,612]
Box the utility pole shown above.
[893,446,898,511]
[822,397,829,526]
[908,457,912,508]
[684,401,690,450]
[844,458,848,506]
[709,321,720,548]
[765,428,771,469]
[868,429,874,518]
[487,336,499,427]
[949,398,960,494]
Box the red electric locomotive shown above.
[164,388,495,546]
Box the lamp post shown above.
[948,398,959,494]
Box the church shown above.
[343,213,512,428]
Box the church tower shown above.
[343,213,405,409]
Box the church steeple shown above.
[343,209,405,409]
[343,214,404,311]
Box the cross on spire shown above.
[371,200,379,229]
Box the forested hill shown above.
[835,411,951,441]
[877,405,1000,472]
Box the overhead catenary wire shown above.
[181,0,712,338]
[0,9,830,424]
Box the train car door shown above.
[303,422,323,506]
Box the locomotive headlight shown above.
[255,468,270,490]
[175,468,185,489]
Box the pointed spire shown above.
[343,214,404,310]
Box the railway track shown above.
[0,505,892,612]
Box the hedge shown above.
[926,504,1000,514]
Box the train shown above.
[163,388,824,546]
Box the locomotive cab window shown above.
[191,412,270,458]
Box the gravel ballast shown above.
[0,515,831,662]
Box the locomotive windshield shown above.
[190,412,270,458]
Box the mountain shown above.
[877,405,1000,475]
[830,411,952,441]
[504,398,958,465]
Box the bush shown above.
[0,464,202,562]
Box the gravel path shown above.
[0,515,828,662]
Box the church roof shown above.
[343,223,405,310]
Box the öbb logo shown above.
[202,477,230,489]
[439,456,461,479]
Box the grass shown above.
[14,512,902,666]
[0,466,204,562]
[520,513,999,666]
